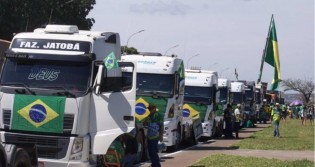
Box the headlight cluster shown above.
[70,138,83,160]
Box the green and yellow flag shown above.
[257,15,281,90]
[104,52,119,70]
[265,16,281,90]
[12,95,65,133]
[183,104,200,119]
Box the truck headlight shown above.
[70,138,83,160]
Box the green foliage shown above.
[233,119,314,150]
[192,154,314,167]
[0,0,96,40]
[121,46,139,55]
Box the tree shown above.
[0,0,95,41]
[121,46,139,55]
[282,78,315,105]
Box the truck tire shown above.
[189,128,197,146]
[135,130,146,162]
[214,121,223,138]
[168,124,181,152]
[0,144,7,167]
[0,152,6,167]
[11,148,31,167]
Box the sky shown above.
[88,0,314,89]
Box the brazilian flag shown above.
[265,16,281,90]
[104,52,119,70]
[12,95,65,133]
[183,104,200,119]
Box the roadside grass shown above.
[191,154,314,167]
[233,119,314,150]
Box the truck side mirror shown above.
[175,74,180,98]
[94,65,104,95]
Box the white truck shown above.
[217,78,231,136]
[0,25,137,167]
[230,81,245,127]
[121,52,185,155]
[184,69,219,140]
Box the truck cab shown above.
[243,81,256,124]
[217,78,231,135]
[122,52,185,154]
[184,69,218,139]
[230,81,245,127]
[0,25,137,167]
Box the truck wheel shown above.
[0,152,6,167]
[190,128,197,145]
[12,148,31,167]
[0,144,6,167]
[135,130,146,162]
[168,125,181,152]
[214,121,223,138]
[211,120,216,138]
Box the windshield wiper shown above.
[39,86,76,97]
[2,82,35,95]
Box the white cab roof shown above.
[122,54,183,74]
[218,78,231,88]
[231,81,245,92]
[185,69,218,87]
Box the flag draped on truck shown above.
[12,95,65,133]
[257,14,281,90]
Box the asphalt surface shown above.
[135,123,314,167]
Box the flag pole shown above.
[257,14,274,83]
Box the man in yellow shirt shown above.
[271,103,282,137]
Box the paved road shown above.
[135,123,314,167]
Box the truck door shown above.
[90,62,136,154]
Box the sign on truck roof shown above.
[9,25,121,61]
[218,78,231,88]
[185,69,218,87]
[231,81,245,92]
[122,53,184,74]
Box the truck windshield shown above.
[184,86,212,105]
[135,73,174,97]
[218,87,228,104]
[245,90,253,100]
[230,92,243,104]
[256,92,261,104]
[1,56,92,97]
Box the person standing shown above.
[281,104,287,122]
[234,104,242,139]
[271,103,282,137]
[224,104,233,138]
[296,105,301,119]
[308,105,314,126]
[301,105,307,125]
[144,103,163,167]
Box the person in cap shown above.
[271,103,282,137]
[144,103,163,167]
[233,104,242,139]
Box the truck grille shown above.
[5,133,70,159]
[2,110,74,134]
[63,114,75,134]
[3,109,11,129]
